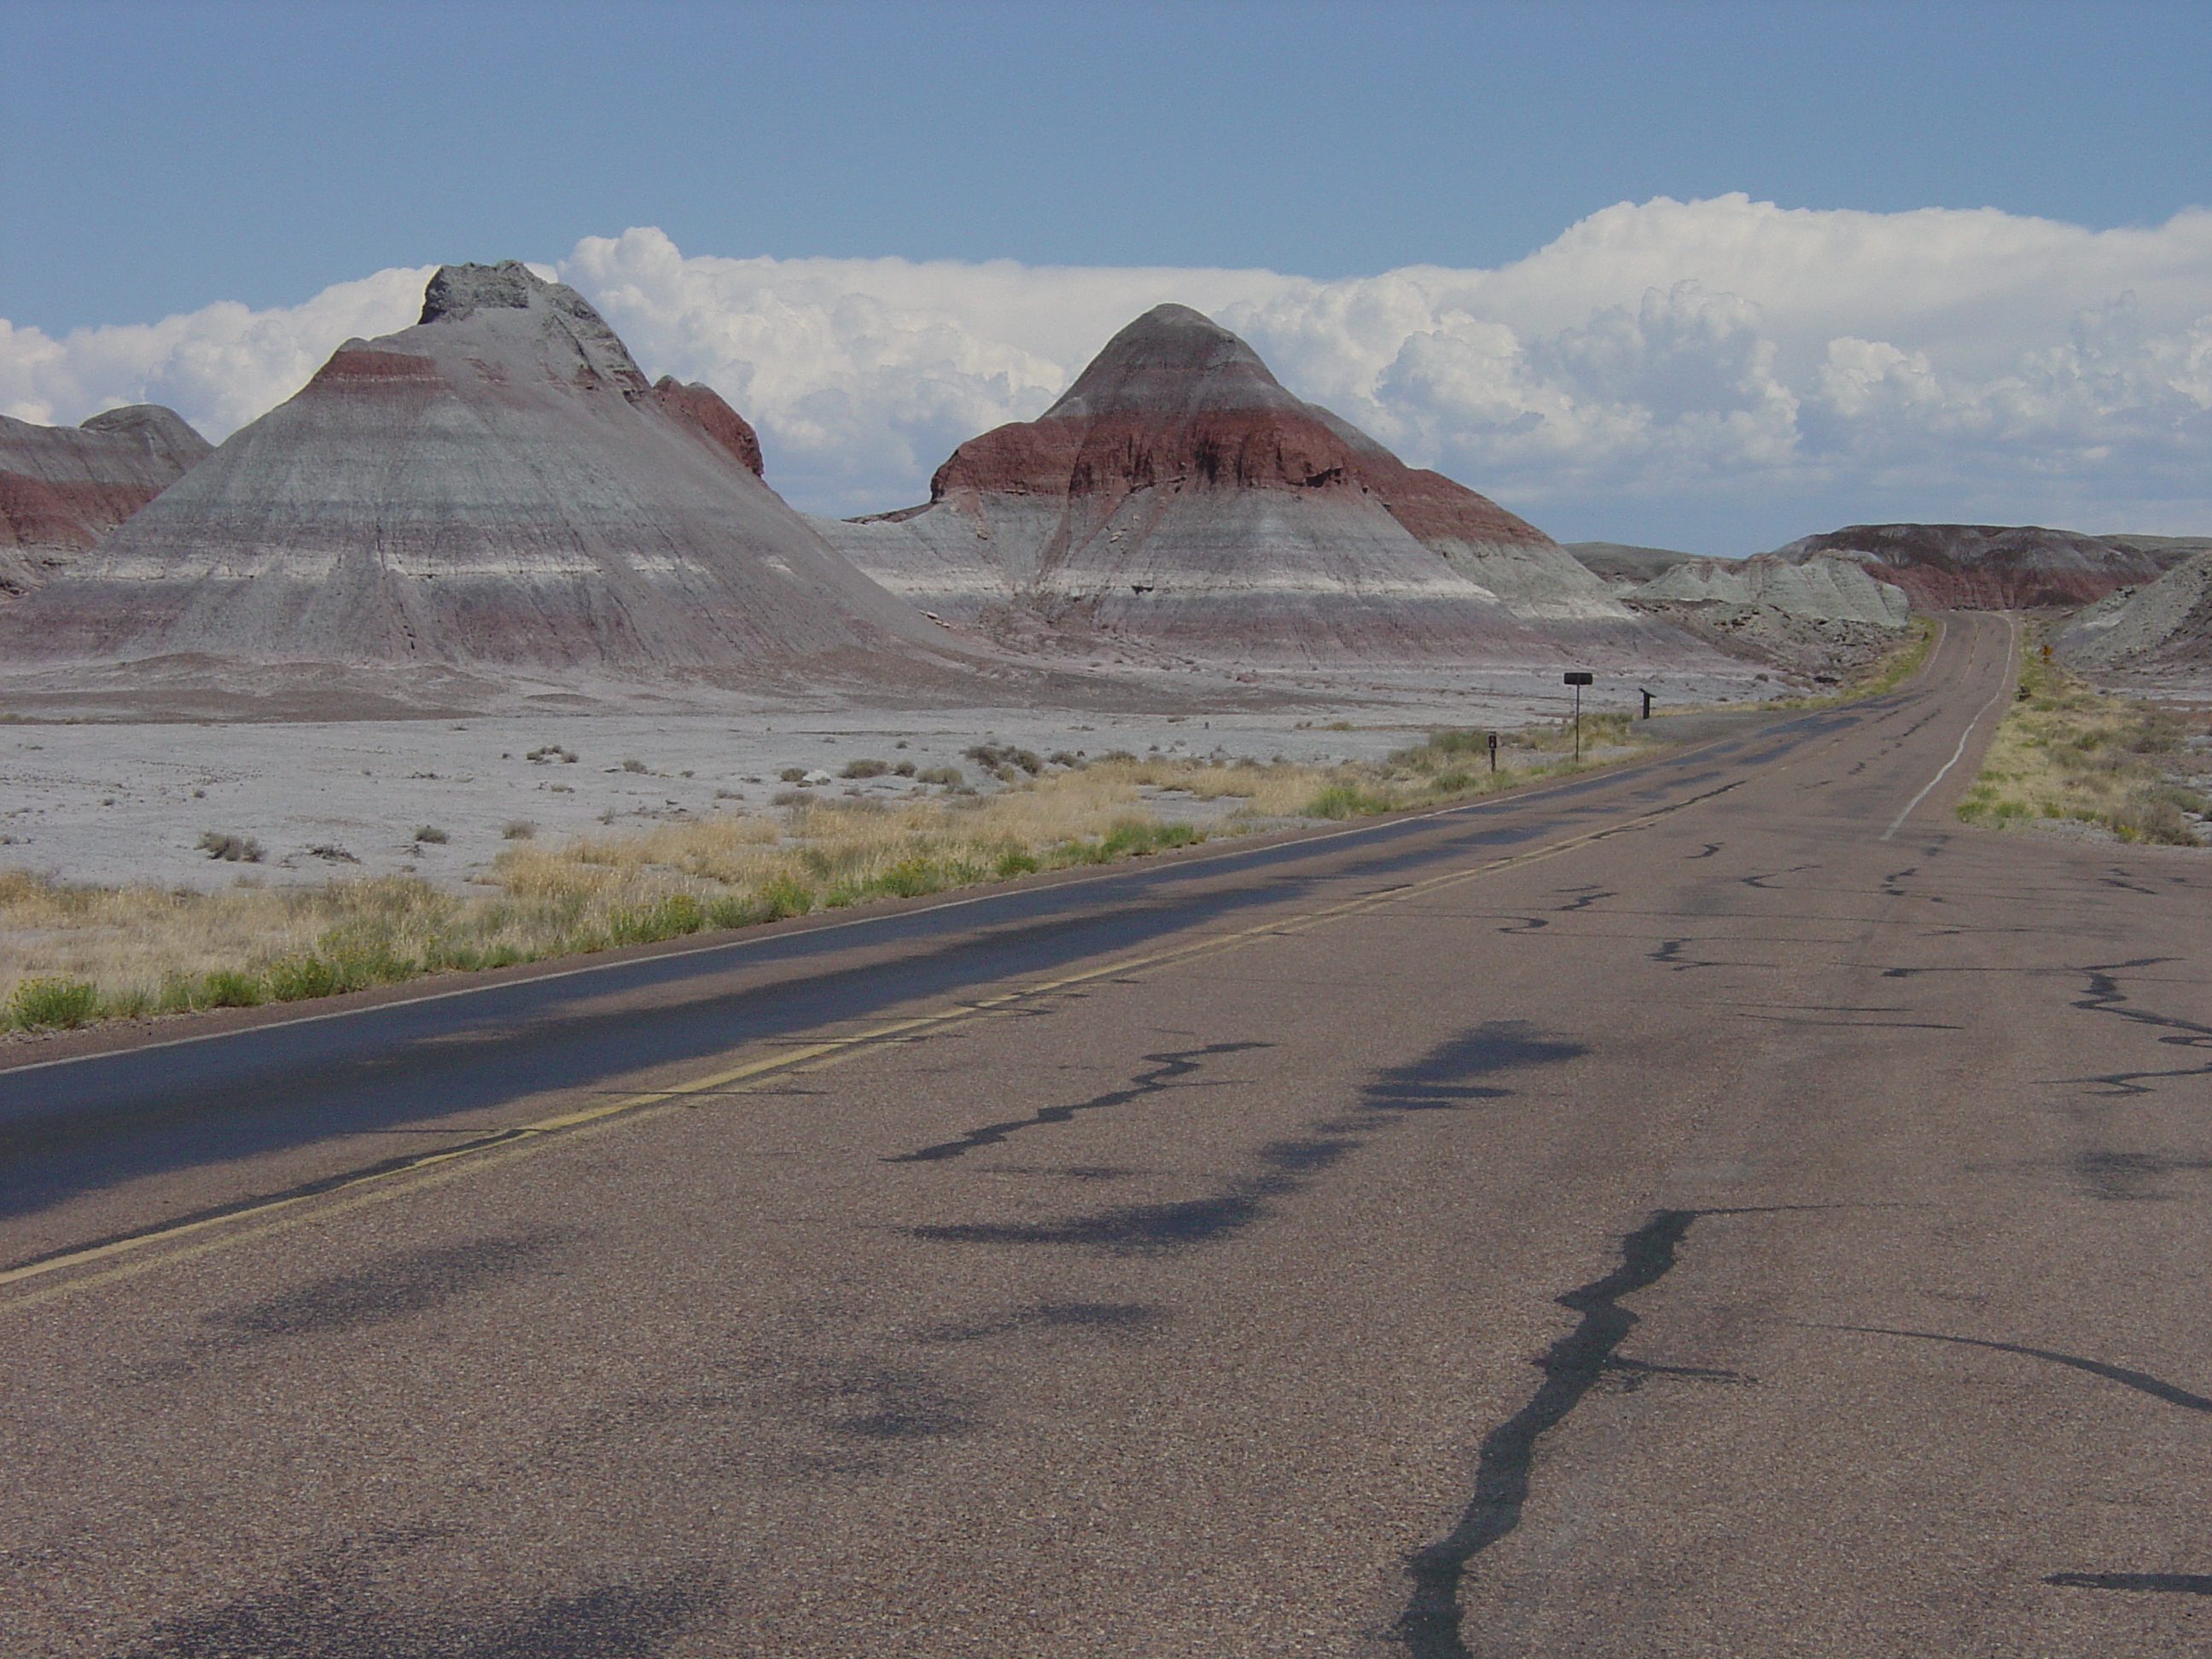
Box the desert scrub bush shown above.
[197,968,268,1008]
[916,765,963,787]
[605,894,707,946]
[777,767,808,783]
[965,743,1042,775]
[197,831,264,863]
[841,758,889,779]
[526,745,577,764]
[413,825,450,845]
[1305,782,1400,820]
[501,820,537,840]
[1956,625,2204,844]
[9,975,102,1030]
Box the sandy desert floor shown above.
[0,670,1772,894]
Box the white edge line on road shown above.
[1881,614,2014,843]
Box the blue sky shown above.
[5,0,2210,550]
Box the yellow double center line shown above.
[2,777,1740,1313]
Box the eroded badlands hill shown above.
[0,406,211,597]
[816,305,1681,664]
[1772,524,2208,610]
[2061,551,2212,672]
[0,263,967,689]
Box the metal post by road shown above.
[1563,671,1593,762]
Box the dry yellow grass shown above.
[1956,626,2206,842]
[1,730,1647,1032]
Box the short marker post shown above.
[1563,671,1593,763]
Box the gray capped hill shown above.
[0,261,971,690]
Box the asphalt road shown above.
[6,611,2210,1656]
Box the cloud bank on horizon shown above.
[4,195,2209,552]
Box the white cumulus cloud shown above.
[5,196,2211,550]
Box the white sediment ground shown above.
[0,665,1776,894]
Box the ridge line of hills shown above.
[3,259,2206,712]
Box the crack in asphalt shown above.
[1549,886,1615,914]
[1739,864,1819,891]
[886,1041,1272,1162]
[2046,1572,2212,1595]
[1649,938,1727,971]
[1394,1208,1703,1659]
[2066,959,2212,1097]
[1802,1323,2212,1413]
[908,1024,1577,1257]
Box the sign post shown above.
[1487,731,1498,772]
[1563,671,1594,762]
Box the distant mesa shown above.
[1770,524,2209,611]
[0,405,211,598]
[0,261,961,686]
[1562,542,1703,586]
[816,304,1684,663]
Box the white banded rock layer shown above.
[1637,554,1910,629]
[814,305,1692,665]
[0,406,211,597]
[0,264,965,685]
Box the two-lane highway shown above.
[7,612,2210,1656]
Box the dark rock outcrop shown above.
[0,405,211,597]
[816,305,1673,663]
[1771,524,2208,610]
[0,263,965,683]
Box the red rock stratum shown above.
[0,406,211,597]
[818,305,1685,662]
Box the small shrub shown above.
[1100,819,1202,856]
[993,848,1041,878]
[757,874,814,919]
[965,743,1042,775]
[1304,783,1396,820]
[526,744,578,765]
[916,765,963,787]
[2110,795,2199,846]
[841,758,889,779]
[502,820,537,840]
[306,843,360,864]
[197,969,267,1009]
[778,766,808,783]
[196,830,264,863]
[621,758,649,774]
[9,976,102,1029]
[413,825,450,845]
[705,876,816,929]
[873,856,946,899]
[606,893,707,945]
[893,760,917,777]
[266,956,344,1001]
